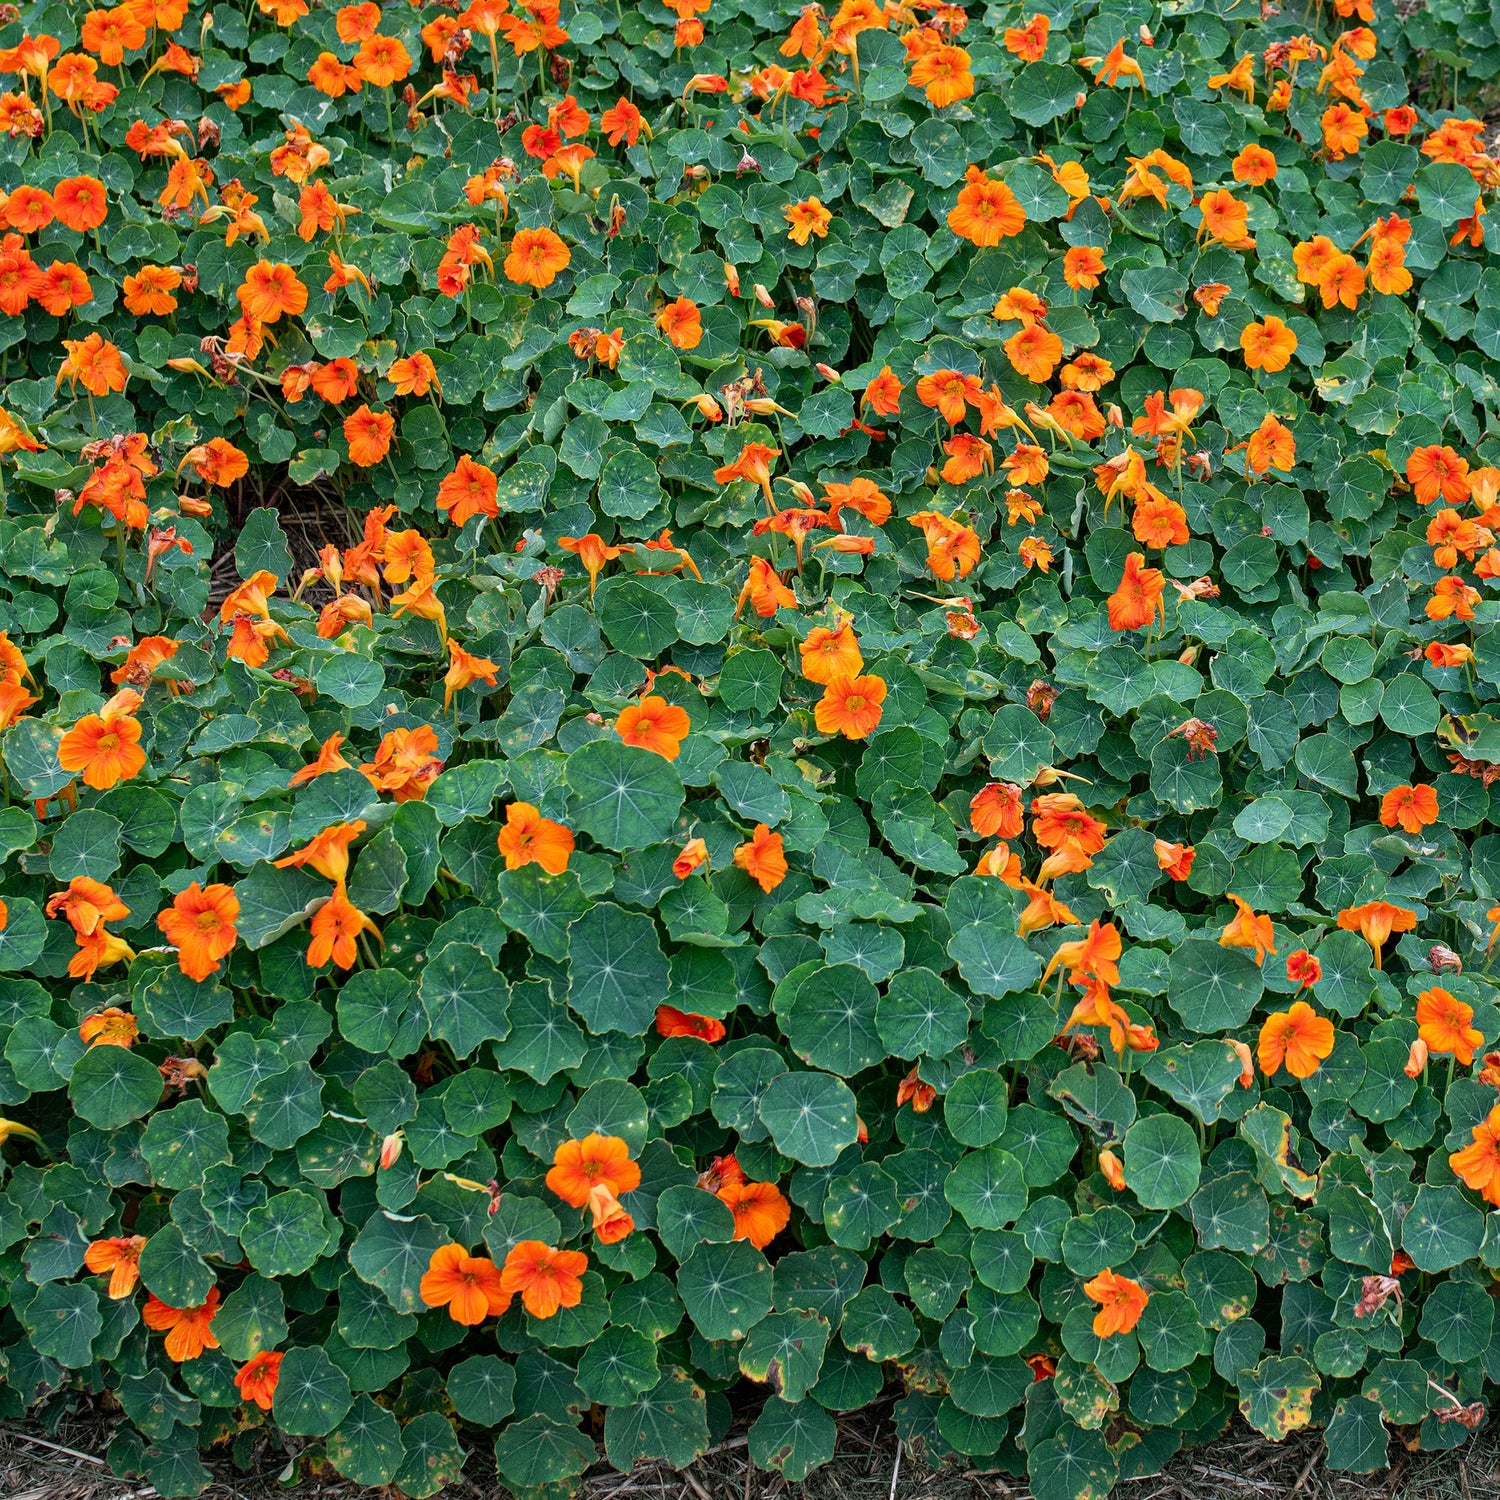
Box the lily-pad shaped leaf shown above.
[738,1308,831,1403]
[349,1210,447,1315]
[69,1044,162,1130]
[493,1413,596,1490]
[567,902,669,1035]
[677,1238,773,1341]
[1238,1355,1319,1439]
[1123,1113,1202,1209]
[419,941,510,1057]
[564,739,684,850]
[759,1069,858,1166]
[327,1395,406,1487]
[748,1397,837,1482]
[577,1326,660,1407]
[602,1368,709,1471]
[1168,941,1264,1033]
[272,1347,353,1437]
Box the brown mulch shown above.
[3,1405,1498,1500]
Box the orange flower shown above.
[275,821,367,884]
[733,824,788,893]
[361,725,443,801]
[46,877,130,936]
[615,694,690,759]
[815,673,885,739]
[946,168,1026,246]
[52,174,109,232]
[1003,324,1063,383]
[908,43,973,106]
[1286,950,1322,989]
[156,882,239,982]
[1197,187,1254,250]
[783,196,832,244]
[862,367,904,416]
[715,442,781,509]
[800,621,863,685]
[289,732,352,788]
[56,333,128,397]
[387,351,439,397]
[1220,894,1277,965]
[909,510,981,581]
[972,782,1025,839]
[1417,986,1484,1066]
[1379,783,1438,835]
[1257,1000,1335,1078]
[587,1183,635,1243]
[1063,245,1105,290]
[69,926,135,982]
[1406,444,1470,506]
[344,405,394,467]
[1450,1105,1500,1206]
[1322,101,1368,159]
[655,1004,726,1042]
[1239,314,1297,373]
[1153,839,1195,881]
[1083,1269,1148,1338]
[601,97,646,146]
[1336,901,1416,969]
[1107,553,1166,632]
[84,1235,146,1298]
[236,260,308,323]
[234,1351,285,1412]
[1426,642,1474,669]
[444,639,500,711]
[500,1241,588,1319]
[1099,1149,1126,1192]
[1232,144,1278,185]
[59,702,146,790]
[717,1180,790,1249]
[420,1244,511,1324]
[1428,576,1481,622]
[896,1066,937,1113]
[656,295,703,350]
[504,226,570,288]
[79,1006,138,1048]
[547,1133,641,1208]
[1003,14,1049,60]
[673,837,709,879]
[354,33,411,86]
[1041,919,1121,986]
[1017,879,1079,937]
[142,1289,220,1361]
[558,532,633,596]
[496,802,574,875]
[307,886,380,969]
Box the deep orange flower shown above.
[558,532,633,596]
[496,802,574,875]
[1451,1105,1500,1205]
[547,1133,641,1208]
[733,824,787,893]
[354,33,411,86]
[1232,144,1278,185]
[1239,314,1297,373]
[181,436,249,488]
[615,694,690,759]
[784,196,832,244]
[234,1351,284,1411]
[863,367,904,416]
[1041,919,1121,987]
[587,1183,635,1243]
[1153,839,1195,881]
[1107,553,1166,632]
[1083,1269,1148,1338]
[1380,783,1438,834]
[601,97,646,146]
[59,701,146,790]
[361,726,443,801]
[1336,901,1416,969]
[79,1006,138,1048]
[444,640,500,711]
[307,886,380,969]
[84,1235,146,1299]
[1286,950,1322,990]
[504,226,570,288]
[815,673,886,739]
[52,174,109,232]
[500,1241,588,1319]
[1062,245,1105,290]
[344,405,394,467]
[156,882,239,982]
[656,295,703,350]
[916,369,982,425]
[142,1289,220,1361]
[46,877,129,939]
[420,1244,511,1324]
[800,621,863,685]
[908,43,973,106]
[673,838,709,879]
[1417,987,1483,1066]
[1003,14,1049,60]
[1258,1000,1335,1078]
[972,781,1025,839]
[236,260,307,323]
[387,352,439,397]
[69,926,135,982]
[1220,894,1277,965]
[56,333,128,397]
[1406,444,1470,506]
[656,1005,726,1042]
[717,1180,790,1249]
[946,168,1026,246]
[289,732,352,787]
[275,821,367,884]
[896,1066,937,1113]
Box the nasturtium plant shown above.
[1,0,1500,1493]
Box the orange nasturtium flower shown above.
[1406,444,1471,506]
[815,673,886,739]
[800,621,863,684]
[1416,986,1484,1066]
[156,881,240,981]
[1106,553,1166,632]
[546,1133,641,1208]
[142,1289,221,1361]
[444,640,501,711]
[733,824,788,892]
[655,1004,726,1042]
[306,886,380,969]
[1219,894,1277,965]
[1042,919,1121,987]
[1451,1105,1500,1205]
[947,167,1026,246]
[504,226,570,288]
[1286,950,1322,990]
[79,1007,139,1048]
[673,838,709,879]
[59,689,147,790]
[1257,1000,1336,1078]
[1379,783,1439,834]
[275,821,367,884]
[1336,901,1417,969]
[615,694,690,759]
[436,456,499,526]
[497,802,574,874]
[85,1235,147,1298]
[972,782,1025,840]
[1083,1269,1149,1338]
[46,876,130,937]
[1154,839,1195,881]
[1239,314,1298,373]
[587,1183,635,1243]
[234,1351,285,1411]
[908,43,973,106]
[500,1240,589,1319]
[420,1244,511,1324]
[361,725,444,801]
[717,1179,791,1249]
[783,196,832,244]
[558,532,634,596]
